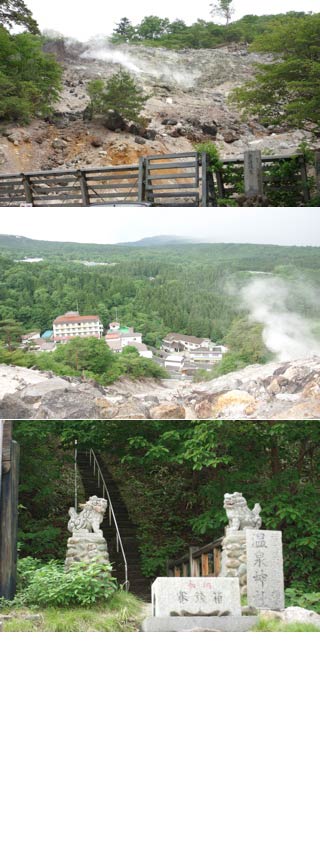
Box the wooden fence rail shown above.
[0,150,317,207]
[167,538,223,579]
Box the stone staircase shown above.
[77,452,150,600]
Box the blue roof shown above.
[41,330,53,339]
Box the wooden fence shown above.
[167,538,223,579]
[0,150,318,206]
[0,152,208,207]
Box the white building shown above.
[162,333,214,353]
[21,331,41,345]
[105,322,153,358]
[53,311,104,343]
[162,332,227,367]
[164,353,185,371]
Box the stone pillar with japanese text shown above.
[246,529,284,610]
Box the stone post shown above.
[244,150,263,198]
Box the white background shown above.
[1,635,318,862]
[27,0,320,40]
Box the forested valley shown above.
[1,237,320,381]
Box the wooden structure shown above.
[0,421,19,599]
[0,152,212,208]
[167,538,223,579]
[0,149,315,207]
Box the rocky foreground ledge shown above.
[1,356,320,420]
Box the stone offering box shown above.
[152,577,241,618]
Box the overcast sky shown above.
[27,1,319,41]
[0,209,318,247]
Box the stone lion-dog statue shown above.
[68,496,108,537]
[224,492,262,531]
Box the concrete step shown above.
[141,616,259,632]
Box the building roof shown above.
[21,331,40,340]
[106,339,122,351]
[41,330,54,339]
[164,333,209,345]
[124,341,150,352]
[32,339,56,351]
[165,353,185,363]
[53,314,101,325]
[107,326,133,334]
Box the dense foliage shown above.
[0,236,319,377]
[14,421,320,600]
[87,71,147,123]
[0,27,62,122]
[16,558,117,607]
[231,14,320,130]
[111,12,314,50]
[0,337,165,385]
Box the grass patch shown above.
[1,591,145,632]
[254,617,320,632]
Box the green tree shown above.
[231,14,320,130]
[137,16,170,40]
[51,337,118,381]
[0,0,39,33]
[118,346,166,379]
[112,17,136,42]
[0,317,23,350]
[0,28,62,122]
[87,71,147,123]
[210,1,235,26]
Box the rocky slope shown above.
[0,38,312,175]
[1,356,320,419]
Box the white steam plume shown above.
[241,277,320,361]
[81,37,198,88]
[82,41,141,75]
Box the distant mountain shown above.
[121,235,196,246]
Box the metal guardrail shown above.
[89,449,129,591]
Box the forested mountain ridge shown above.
[1,236,320,351]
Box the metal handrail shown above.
[88,449,129,591]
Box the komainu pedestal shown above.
[221,492,262,593]
[65,495,109,567]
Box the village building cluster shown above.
[161,333,227,374]
[21,314,227,374]
[21,313,152,358]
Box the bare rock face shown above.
[149,403,186,419]
[0,39,313,175]
[1,356,320,420]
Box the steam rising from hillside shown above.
[241,277,320,361]
[82,39,141,74]
[81,37,199,88]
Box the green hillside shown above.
[0,234,319,380]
